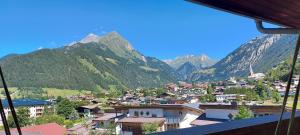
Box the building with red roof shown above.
[0,123,66,135]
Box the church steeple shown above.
[249,64,254,76]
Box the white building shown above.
[0,99,50,125]
[114,104,203,135]
[248,64,265,80]
[216,94,239,102]
[200,103,282,120]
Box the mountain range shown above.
[189,34,297,81]
[0,32,298,91]
[164,55,217,80]
[164,54,216,69]
[0,32,180,91]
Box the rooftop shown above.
[199,103,282,110]
[79,104,99,109]
[93,113,122,121]
[0,123,66,135]
[118,117,166,124]
[190,119,222,126]
[113,104,203,114]
[1,98,50,108]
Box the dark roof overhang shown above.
[189,0,300,28]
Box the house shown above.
[67,120,94,135]
[77,104,103,118]
[185,96,200,104]
[0,123,66,135]
[158,92,175,98]
[118,117,166,135]
[193,83,209,90]
[292,75,299,86]
[114,104,203,135]
[164,83,178,92]
[93,113,123,129]
[199,103,283,120]
[0,99,50,126]
[178,82,193,89]
[216,94,245,102]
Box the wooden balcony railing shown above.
[152,112,300,135]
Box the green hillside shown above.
[0,32,180,91]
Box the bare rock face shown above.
[189,34,297,81]
[164,54,217,70]
[215,34,297,78]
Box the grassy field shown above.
[287,97,300,109]
[0,87,91,99]
[43,88,91,97]
[262,97,300,109]
[0,87,18,98]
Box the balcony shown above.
[166,117,181,124]
[152,112,300,135]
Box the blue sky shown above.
[0,0,263,60]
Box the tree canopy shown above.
[234,106,253,120]
[142,123,159,134]
[8,107,31,128]
[56,98,74,118]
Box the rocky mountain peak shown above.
[164,54,217,70]
[79,33,101,44]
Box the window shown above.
[122,126,132,132]
[127,126,132,131]
[134,111,139,117]
[152,114,157,117]
[146,111,150,116]
[140,111,144,115]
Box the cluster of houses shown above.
[0,67,293,135]
[272,75,299,96]
[105,90,200,107]
[0,88,286,135]
[72,102,283,135]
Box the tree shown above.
[72,100,90,109]
[8,107,31,128]
[244,90,259,101]
[64,120,74,128]
[199,96,207,103]
[56,98,74,118]
[35,115,65,125]
[142,123,159,134]
[56,96,63,103]
[108,87,121,98]
[103,123,117,135]
[272,91,281,103]
[43,106,54,116]
[207,85,214,95]
[69,109,80,120]
[155,88,166,97]
[234,106,253,120]
[199,94,216,103]
[261,90,268,101]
